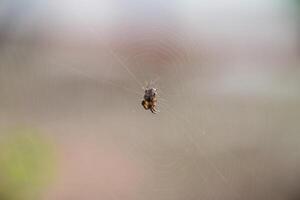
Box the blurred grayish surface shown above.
[0,0,300,199]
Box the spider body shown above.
[142,88,158,114]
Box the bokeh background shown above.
[0,0,300,199]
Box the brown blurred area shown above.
[1,0,300,199]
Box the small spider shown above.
[142,87,158,114]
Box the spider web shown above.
[43,29,242,200]
[1,0,300,199]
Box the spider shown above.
[142,87,158,114]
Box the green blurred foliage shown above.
[0,127,56,200]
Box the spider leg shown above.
[142,100,150,110]
[150,106,159,114]
[150,108,156,114]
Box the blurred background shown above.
[0,0,300,199]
